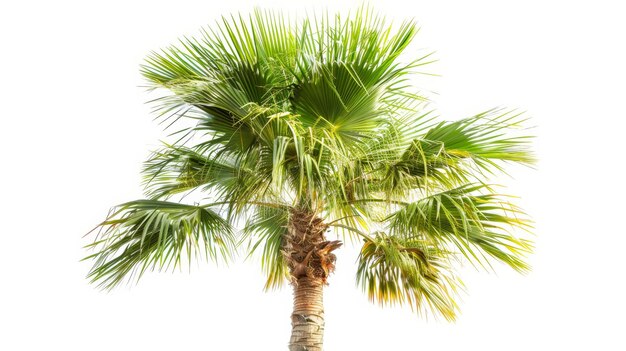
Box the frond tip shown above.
[356,233,461,321]
[84,200,235,290]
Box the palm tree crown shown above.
[85,5,534,331]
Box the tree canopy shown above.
[85,6,534,322]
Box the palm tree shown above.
[84,7,534,350]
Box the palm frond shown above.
[292,7,427,149]
[377,138,469,196]
[85,200,235,290]
[142,144,241,199]
[243,206,290,290]
[388,183,533,272]
[356,233,461,321]
[422,108,535,174]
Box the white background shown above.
[1,0,625,349]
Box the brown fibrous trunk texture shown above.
[284,209,341,351]
[283,209,342,283]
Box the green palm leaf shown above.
[356,233,461,321]
[243,206,290,290]
[388,184,533,272]
[423,108,535,173]
[142,144,242,199]
[85,200,234,290]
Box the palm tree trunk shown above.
[289,277,325,351]
[284,209,341,350]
